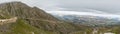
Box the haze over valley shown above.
[0,0,120,34]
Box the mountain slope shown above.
[0,2,58,21]
[0,2,87,34]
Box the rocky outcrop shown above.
[0,17,17,25]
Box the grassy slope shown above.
[2,19,58,34]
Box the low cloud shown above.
[47,11,120,18]
[1,0,120,14]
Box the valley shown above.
[0,1,120,34]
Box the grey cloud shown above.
[0,0,58,11]
[1,0,120,14]
[57,0,120,10]
[53,0,120,14]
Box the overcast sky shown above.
[0,0,120,15]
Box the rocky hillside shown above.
[0,2,58,20]
[0,2,88,34]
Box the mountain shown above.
[0,2,58,20]
[0,2,87,34]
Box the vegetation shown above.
[0,2,119,34]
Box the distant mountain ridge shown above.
[65,15,120,26]
[48,11,120,26]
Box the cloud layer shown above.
[47,11,120,18]
[1,0,120,15]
